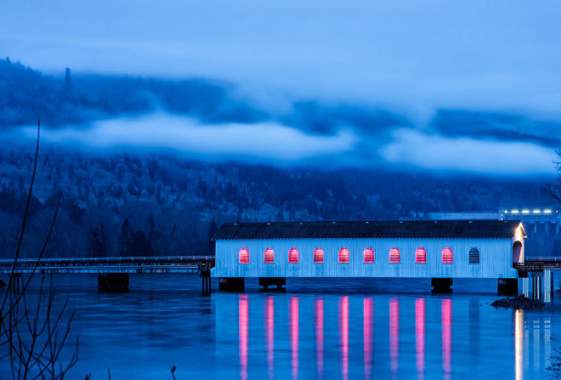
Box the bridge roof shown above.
[215,220,522,240]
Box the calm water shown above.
[8,276,561,379]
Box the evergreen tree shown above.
[207,218,217,254]
[129,230,153,257]
[118,218,130,256]
[88,224,108,257]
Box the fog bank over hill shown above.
[3,1,561,117]
[1,59,559,177]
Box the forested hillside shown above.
[0,145,550,258]
[0,57,264,127]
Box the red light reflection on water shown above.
[239,295,248,380]
[389,298,399,374]
[266,296,274,380]
[415,298,426,380]
[363,298,373,380]
[442,299,452,379]
[290,297,299,380]
[339,296,349,380]
[315,298,324,379]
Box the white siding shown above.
[212,237,518,279]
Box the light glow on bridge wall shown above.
[389,248,401,264]
[264,248,274,264]
[288,248,300,264]
[416,247,427,264]
[239,248,250,264]
[363,248,375,264]
[314,248,324,264]
[441,248,453,264]
[338,248,350,264]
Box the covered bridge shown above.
[212,220,526,293]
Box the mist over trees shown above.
[3,57,559,150]
[0,58,264,128]
[0,58,557,259]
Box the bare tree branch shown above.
[1,118,79,380]
[1,119,41,315]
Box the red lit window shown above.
[389,248,400,264]
[339,248,350,264]
[442,247,453,264]
[288,247,300,263]
[416,247,427,264]
[363,247,375,264]
[264,248,274,264]
[314,248,324,264]
[239,248,249,264]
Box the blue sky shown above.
[2,0,561,176]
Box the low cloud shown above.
[27,113,357,164]
[9,112,557,177]
[380,129,557,176]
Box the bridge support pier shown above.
[531,272,542,301]
[497,278,518,296]
[519,276,530,298]
[200,264,211,296]
[218,277,244,292]
[431,278,452,293]
[544,269,553,303]
[5,274,22,294]
[98,273,129,292]
[522,270,554,303]
[259,277,286,292]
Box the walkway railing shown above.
[0,256,215,274]
[515,257,561,272]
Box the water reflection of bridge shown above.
[229,295,551,380]
[234,294,452,380]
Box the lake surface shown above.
[7,275,561,379]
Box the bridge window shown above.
[239,248,250,264]
[264,248,274,264]
[389,248,400,264]
[469,248,480,264]
[314,248,324,264]
[288,247,300,263]
[441,247,453,264]
[416,247,427,264]
[339,248,350,264]
[363,247,375,263]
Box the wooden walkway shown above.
[0,256,215,274]
[514,257,561,273]
[1,255,558,276]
